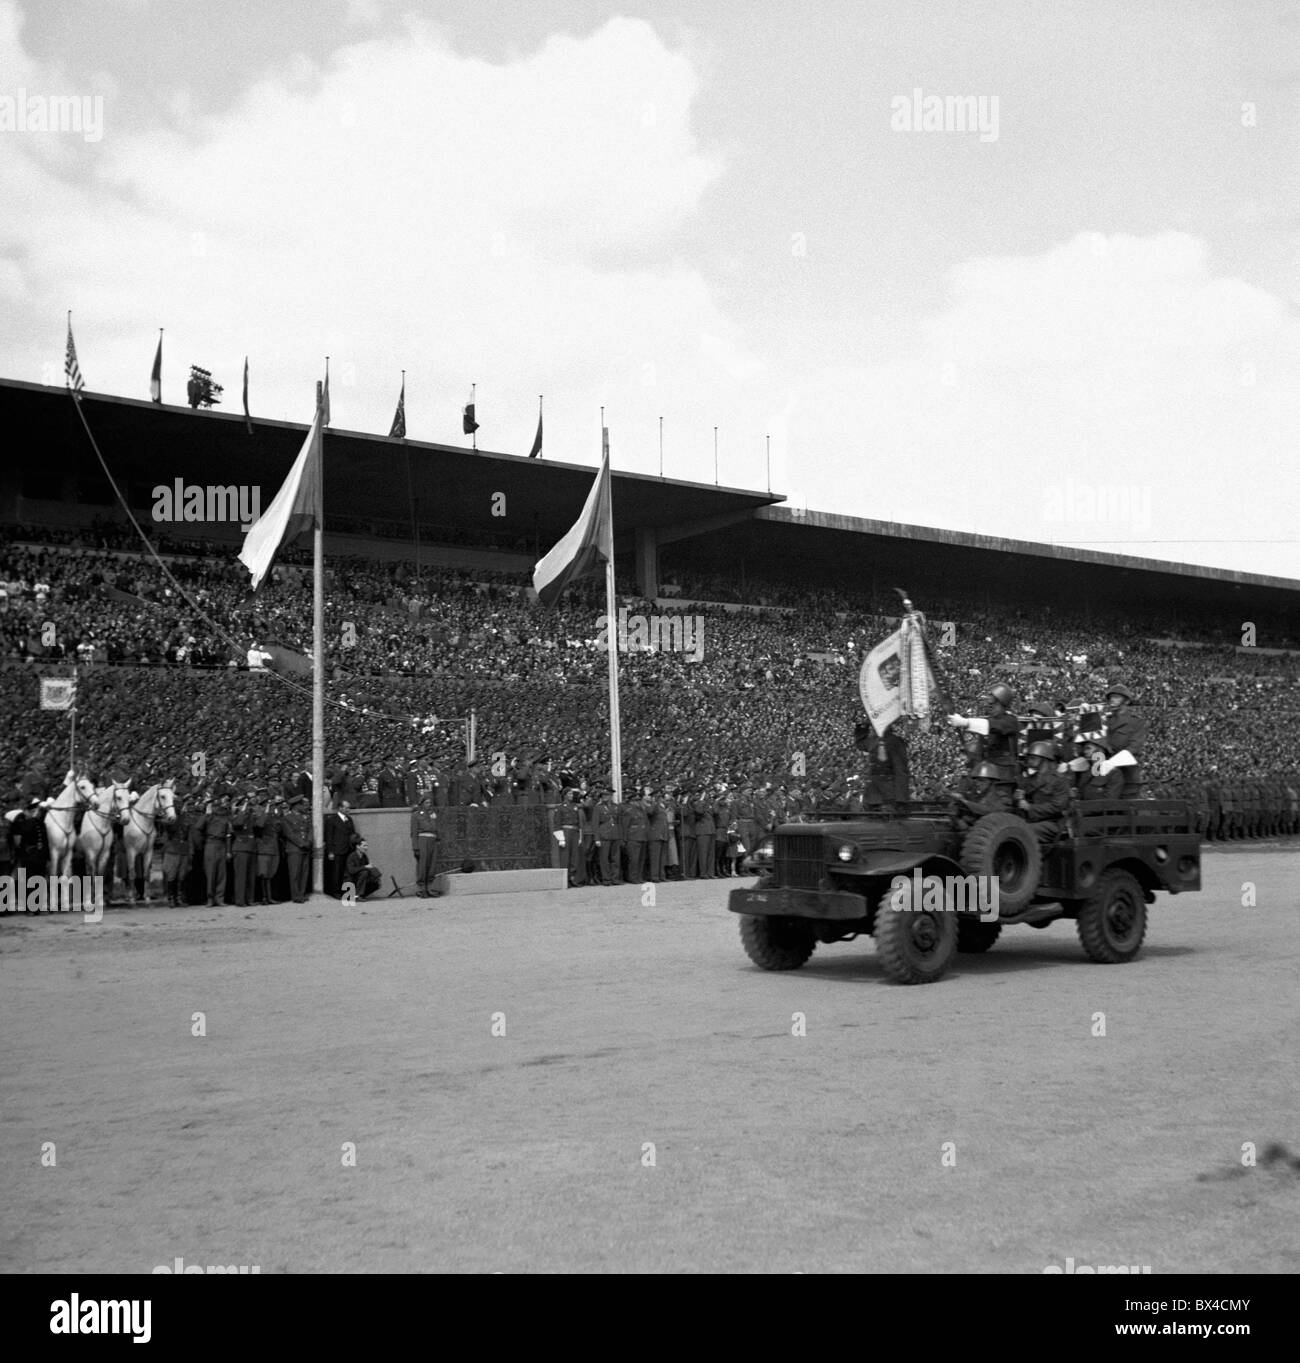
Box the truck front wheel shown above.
[874,883,958,984]
[739,914,816,970]
[1076,869,1148,963]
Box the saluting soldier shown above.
[623,788,650,884]
[1100,684,1147,799]
[197,794,232,906]
[281,795,313,903]
[947,683,1020,788]
[410,796,440,897]
[691,787,716,879]
[256,793,283,904]
[162,796,194,907]
[593,787,621,886]
[646,788,669,883]
[229,790,259,907]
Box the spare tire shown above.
[960,812,1042,914]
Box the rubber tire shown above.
[739,914,815,971]
[960,812,1042,914]
[956,919,1002,953]
[874,883,958,984]
[1076,868,1148,963]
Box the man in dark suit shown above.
[324,800,357,896]
[343,834,381,900]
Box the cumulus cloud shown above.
[781,232,1300,577]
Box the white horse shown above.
[121,781,176,904]
[78,784,121,902]
[44,773,94,878]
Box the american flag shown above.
[65,320,84,393]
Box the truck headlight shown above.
[836,843,856,863]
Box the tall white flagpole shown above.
[602,420,622,804]
[312,380,326,893]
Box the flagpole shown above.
[312,381,326,894]
[602,417,622,805]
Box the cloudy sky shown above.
[2,0,1298,578]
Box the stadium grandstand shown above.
[2,375,1298,896]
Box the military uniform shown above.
[410,805,440,895]
[230,799,259,906]
[162,807,194,906]
[281,798,313,902]
[197,804,232,905]
[255,803,282,903]
[1016,765,1071,846]
[591,794,619,885]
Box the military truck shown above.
[729,801,1201,984]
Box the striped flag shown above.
[64,319,84,393]
[532,438,612,606]
[238,395,323,590]
[150,332,162,402]
[389,375,406,438]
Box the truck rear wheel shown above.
[874,883,957,984]
[1076,869,1148,963]
[739,914,815,971]
[960,812,1042,914]
[956,919,1001,953]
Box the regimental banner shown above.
[40,677,76,711]
[859,612,935,736]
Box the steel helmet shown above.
[1104,683,1133,702]
[972,762,1001,780]
[1025,741,1057,761]
[984,683,1015,709]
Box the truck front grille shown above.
[776,833,826,890]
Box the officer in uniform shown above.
[623,788,650,883]
[592,787,620,885]
[1015,741,1071,847]
[198,794,232,906]
[410,796,440,896]
[162,796,194,906]
[855,719,911,811]
[229,791,259,906]
[281,795,313,902]
[646,789,669,883]
[1074,737,1124,800]
[947,683,1020,791]
[255,792,283,904]
[1100,683,1146,798]
[949,761,1011,827]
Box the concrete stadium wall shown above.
[349,805,561,896]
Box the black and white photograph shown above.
[0,0,1296,1318]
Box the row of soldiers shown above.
[549,781,805,886]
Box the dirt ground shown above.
[2,844,1297,1274]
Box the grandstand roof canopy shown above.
[3,377,1298,624]
[1,379,778,546]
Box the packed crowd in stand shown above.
[1,522,1297,898]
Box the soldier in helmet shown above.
[947,683,1020,790]
[1074,736,1124,801]
[949,761,1011,828]
[1100,683,1146,798]
[1015,740,1071,846]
